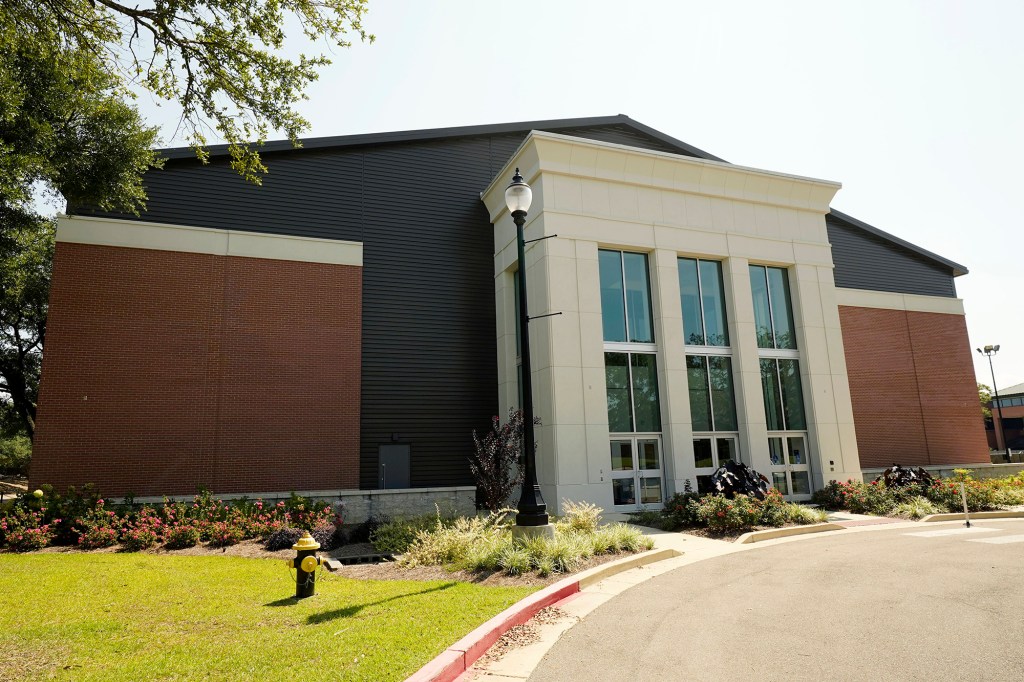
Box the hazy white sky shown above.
[136,0,1024,388]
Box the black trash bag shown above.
[710,460,772,500]
[877,464,935,489]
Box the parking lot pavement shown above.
[527,520,1024,682]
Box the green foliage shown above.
[0,433,30,475]
[979,383,992,420]
[557,500,602,534]
[925,478,998,513]
[74,498,123,549]
[0,504,56,550]
[163,523,200,549]
[693,494,762,532]
[892,496,940,520]
[396,505,654,578]
[660,491,701,528]
[370,514,451,555]
[3,0,374,184]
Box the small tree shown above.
[470,408,539,512]
[979,383,992,420]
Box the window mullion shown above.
[696,258,707,344]
[619,252,630,344]
[625,352,635,432]
[763,266,779,349]
[704,356,716,432]
[775,359,787,431]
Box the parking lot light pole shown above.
[977,344,1010,462]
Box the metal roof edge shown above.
[827,208,969,277]
[154,115,644,159]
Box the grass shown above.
[0,554,536,681]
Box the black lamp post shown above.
[977,344,1010,462]
[505,168,549,528]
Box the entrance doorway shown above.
[768,435,811,500]
[609,437,664,509]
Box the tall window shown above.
[680,257,739,493]
[600,250,662,507]
[749,265,810,497]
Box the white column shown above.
[724,256,771,474]
[651,249,694,496]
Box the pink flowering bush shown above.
[0,506,58,551]
[120,506,163,551]
[75,499,123,549]
[1,487,337,552]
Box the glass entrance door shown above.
[769,435,811,500]
[610,437,663,509]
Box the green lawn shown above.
[0,554,537,681]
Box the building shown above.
[29,115,989,514]
[987,381,1024,453]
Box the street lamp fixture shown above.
[504,168,549,529]
[976,344,1010,462]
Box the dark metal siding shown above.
[78,123,681,490]
[827,216,957,298]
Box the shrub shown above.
[264,527,304,551]
[811,481,846,510]
[757,488,789,527]
[75,499,122,549]
[785,504,829,525]
[496,545,531,576]
[207,520,245,548]
[120,507,163,552]
[558,500,602,534]
[925,479,997,512]
[470,408,534,512]
[591,523,653,553]
[629,509,670,530]
[892,497,939,520]
[0,505,57,551]
[25,485,102,545]
[662,491,701,529]
[694,494,761,532]
[310,523,337,551]
[370,514,449,555]
[164,523,201,549]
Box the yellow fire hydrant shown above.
[286,532,323,598]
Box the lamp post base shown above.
[512,523,555,541]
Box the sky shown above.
[131,0,1024,389]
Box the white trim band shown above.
[835,287,964,315]
[57,215,363,267]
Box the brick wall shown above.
[30,242,362,497]
[839,305,988,468]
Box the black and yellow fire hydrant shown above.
[287,532,323,598]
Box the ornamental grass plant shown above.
[395,502,654,577]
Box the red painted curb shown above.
[404,575,581,682]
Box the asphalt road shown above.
[530,521,1024,681]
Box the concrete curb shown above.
[920,510,1024,523]
[403,547,681,682]
[735,522,845,544]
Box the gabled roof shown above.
[155,114,964,277]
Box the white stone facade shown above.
[481,131,862,513]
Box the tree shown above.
[4,0,373,183]
[0,25,160,440]
[979,383,993,420]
